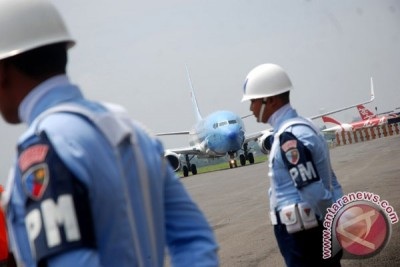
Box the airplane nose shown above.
[228,131,238,140]
[226,130,244,147]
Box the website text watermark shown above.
[322,191,398,259]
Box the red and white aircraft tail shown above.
[356,104,377,120]
[357,104,399,121]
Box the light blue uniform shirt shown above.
[6,75,219,267]
[268,104,343,219]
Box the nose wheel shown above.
[228,152,238,168]
[229,159,237,168]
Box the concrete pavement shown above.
[178,134,400,267]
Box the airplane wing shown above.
[309,77,375,120]
[244,128,272,144]
[156,131,209,155]
[308,98,374,120]
[164,141,228,162]
[156,131,206,155]
[165,145,203,155]
[156,131,190,136]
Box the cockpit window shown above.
[214,120,238,128]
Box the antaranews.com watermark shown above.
[323,191,398,259]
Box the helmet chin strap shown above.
[257,98,268,122]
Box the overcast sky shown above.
[1,0,399,184]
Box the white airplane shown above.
[158,72,375,177]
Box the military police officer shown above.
[242,63,343,267]
[0,0,219,266]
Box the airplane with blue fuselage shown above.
[157,67,263,177]
[188,111,245,156]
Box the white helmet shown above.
[0,0,75,61]
[241,63,292,102]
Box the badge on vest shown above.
[281,140,299,165]
[19,144,50,200]
[22,163,49,201]
[278,203,318,234]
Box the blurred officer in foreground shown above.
[0,0,218,266]
[242,63,343,267]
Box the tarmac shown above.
[177,134,400,267]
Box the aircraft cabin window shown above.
[228,120,237,124]
[218,121,228,127]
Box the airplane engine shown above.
[164,150,181,172]
[341,124,353,132]
[257,131,273,154]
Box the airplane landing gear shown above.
[239,154,246,166]
[239,143,255,166]
[183,154,197,177]
[191,163,197,175]
[182,165,188,177]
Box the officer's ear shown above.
[269,95,286,109]
[267,95,278,107]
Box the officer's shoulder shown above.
[287,123,318,136]
[131,120,165,150]
[102,102,156,138]
[36,112,103,141]
[283,125,320,147]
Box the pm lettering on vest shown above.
[289,161,318,188]
[26,194,80,257]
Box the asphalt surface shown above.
[177,134,400,267]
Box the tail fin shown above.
[322,116,342,125]
[185,65,202,123]
[370,77,375,102]
[357,104,377,120]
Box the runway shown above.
[178,134,400,267]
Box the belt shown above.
[269,203,319,233]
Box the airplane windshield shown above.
[213,120,238,129]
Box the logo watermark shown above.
[322,191,398,259]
